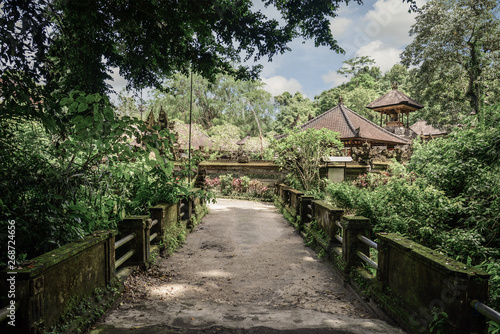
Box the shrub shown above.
[205,176,220,189]
[232,178,243,193]
[326,164,459,249]
[270,128,343,191]
[240,176,251,192]
[212,175,272,200]
[219,174,234,195]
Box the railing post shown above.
[150,203,173,244]
[274,183,281,196]
[342,216,372,275]
[284,187,291,206]
[178,198,190,223]
[328,208,344,248]
[278,183,289,203]
[376,232,389,288]
[105,231,117,283]
[118,215,150,265]
[187,196,195,229]
[299,196,315,231]
[289,189,304,215]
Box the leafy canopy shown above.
[270,128,344,191]
[401,0,500,124]
[147,73,274,135]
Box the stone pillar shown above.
[178,198,190,223]
[150,204,168,243]
[118,215,150,265]
[328,208,344,248]
[299,196,315,232]
[105,231,117,283]
[283,188,291,206]
[341,216,372,275]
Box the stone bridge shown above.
[90,199,403,333]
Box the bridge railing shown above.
[1,197,207,333]
[471,300,500,326]
[275,183,493,334]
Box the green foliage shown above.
[270,128,344,191]
[273,92,316,134]
[219,174,235,196]
[489,321,500,334]
[148,73,275,135]
[337,56,376,77]
[401,0,500,122]
[0,91,202,266]
[326,167,458,247]
[312,57,413,123]
[409,109,500,196]
[408,106,500,256]
[2,0,410,110]
[208,124,243,152]
[326,106,500,309]
[207,175,272,200]
[163,220,188,256]
[429,308,448,334]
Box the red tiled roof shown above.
[298,103,409,145]
[366,89,423,110]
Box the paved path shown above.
[91,199,404,333]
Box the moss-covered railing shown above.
[274,183,491,334]
[0,194,207,333]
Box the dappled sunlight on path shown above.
[91,199,404,333]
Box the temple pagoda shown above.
[366,83,423,128]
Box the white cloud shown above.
[107,67,128,93]
[261,76,304,96]
[361,0,426,47]
[321,71,351,87]
[330,17,352,39]
[356,40,401,72]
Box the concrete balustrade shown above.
[1,198,207,333]
[150,202,178,245]
[1,231,116,333]
[275,185,491,334]
[376,233,490,334]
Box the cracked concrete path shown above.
[90,199,404,333]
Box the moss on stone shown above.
[14,231,116,279]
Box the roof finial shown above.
[392,82,398,90]
[338,95,344,105]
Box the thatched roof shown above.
[366,89,423,110]
[410,120,447,137]
[174,123,212,150]
[292,102,409,146]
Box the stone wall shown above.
[1,198,208,333]
[274,184,491,334]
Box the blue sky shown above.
[108,0,425,101]
[255,0,426,99]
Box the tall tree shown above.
[1,0,417,128]
[273,92,315,134]
[313,56,387,120]
[271,128,343,191]
[401,0,500,123]
[147,73,274,136]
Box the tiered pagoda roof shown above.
[366,89,424,111]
